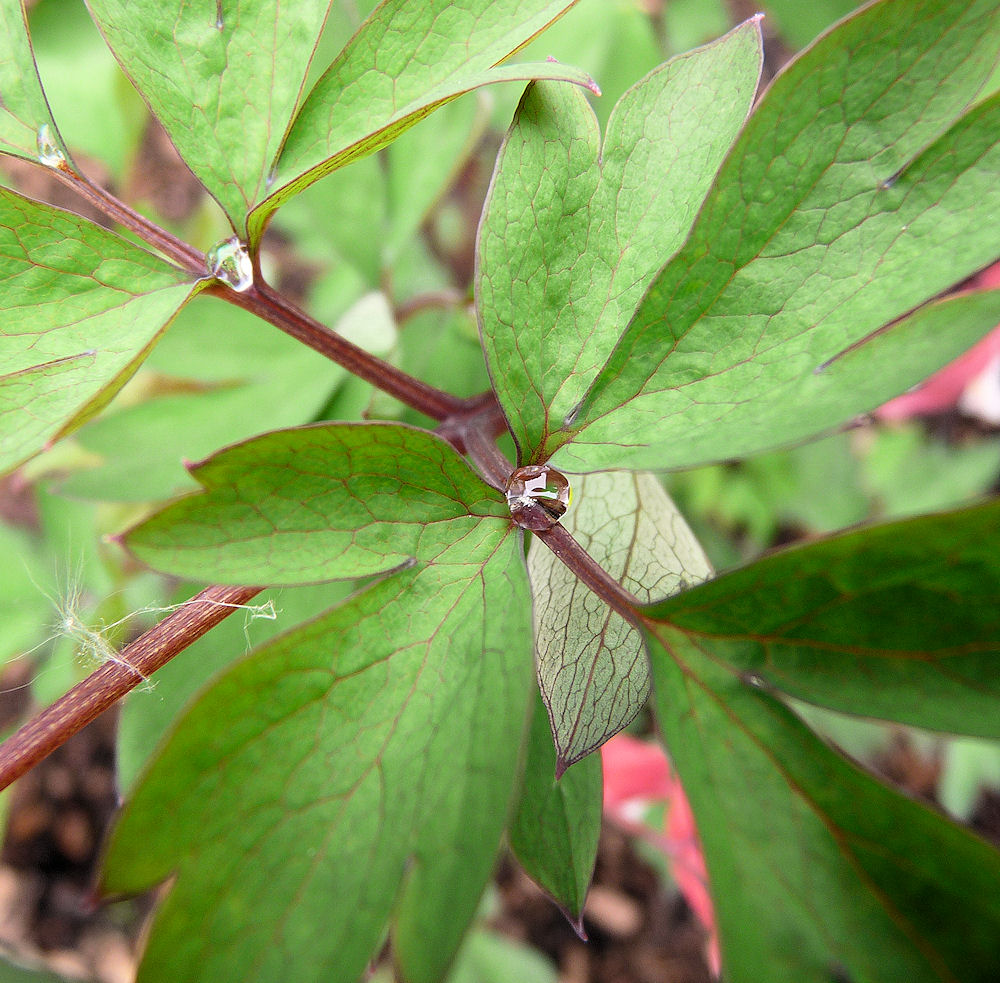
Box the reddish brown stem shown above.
[222,281,467,422]
[0,584,261,793]
[534,522,644,626]
[53,166,206,275]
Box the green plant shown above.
[1,0,999,981]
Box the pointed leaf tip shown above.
[561,907,588,941]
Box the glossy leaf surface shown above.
[648,499,1000,737]
[527,472,711,771]
[508,693,602,921]
[477,20,762,462]
[124,422,510,584]
[254,0,596,240]
[552,0,1000,470]
[0,188,195,475]
[104,524,533,983]
[646,624,1000,983]
[87,0,331,233]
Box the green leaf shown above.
[0,187,195,476]
[0,0,68,165]
[116,582,351,792]
[477,20,762,462]
[554,0,1000,471]
[103,526,533,983]
[648,500,1000,738]
[124,422,510,585]
[384,93,490,261]
[761,0,860,50]
[446,930,557,983]
[646,626,1000,983]
[86,0,332,234]
[59,335,344,502]
[29,0,145,180]
[508,692,602,922]
[527,472,711,771]
[862,423,1000,520]
[0,523,53,664]
[252,0,598,241]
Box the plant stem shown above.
[226,281,467,421]
[395,288,468,324]
[54,167,206,275]
[52,168,468,422]
[0,584,261,793]
[534,523,644,626]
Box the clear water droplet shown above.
[741,671,768,690]
[215,0,224,28]
[505,465,571,532]
[205,236,253,292]
[36,123,66,168]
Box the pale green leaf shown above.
[87,0,332,233]
[556,0,1000,470]
[527,472,711,770]
[0,187,196,476]
[253,0,597,240]
[477,20,762,462]
[446,931,557,983]
[124,422,510,584]
[104,526,533,983]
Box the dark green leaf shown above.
[0,187,196,475]
[555,0,1000,470]
[646,625,1000,983]
[648,500,1000,737]
[477,21,762,462]
[508,692,602,921]
[104,527,533,983]
[124,422,510,584]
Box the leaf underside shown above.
[528,471,711,770]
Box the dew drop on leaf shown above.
[505,465,571,531]
[205,237,253,292]
[36,124,66,169]
[741,670,769,690]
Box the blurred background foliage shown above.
[1,0,998,979]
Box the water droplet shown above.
[36,123,66,169]
[205,236,253,292]
[505,465,571,532]
[215,0,224,28]
[741,671,768,690]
